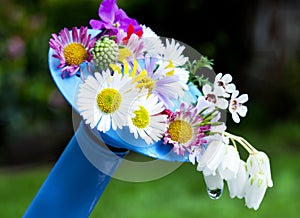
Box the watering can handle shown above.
[23,121,128,218]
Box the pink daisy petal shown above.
[49,26,95,78]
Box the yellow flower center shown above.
[132,106,150,129]
[96,88,122,114]
[168,120,193,144]
[132,69,156,93]
[63,43,87,66]
[136,77,155,93]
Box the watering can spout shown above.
[23,121,128,218]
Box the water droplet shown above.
[207,188,223,200]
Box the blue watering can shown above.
[23,30,204,218]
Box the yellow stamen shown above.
[119,47,132,62]
[168,120,193,144]
[123,60,129,75]
[166,60,175,76]
[131,59,138,78]
[133,70,155,93]
[109,60,130,75]
[132,106,150,129]
[63,43,87,66]
[96,88,122,114]
[132,69,147,83]
[136,77,155,93]
[110,63,122,74]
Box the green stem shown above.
[224,132,257,154]
[229,137,238,150]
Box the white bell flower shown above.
[203,172,224,199]
[245,173,268,210]
[247,151,273,187]
[227,160,249,199]
[203,171,224,190]
[218,145,241,180]
[197,140,227,176]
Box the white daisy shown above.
[76,69,140,133]
[161,38,188,66]
[141,24,165,56]
[229,90,248,123]
[162,38,189,66]
[169,64,189,89]
[128,94,168,144]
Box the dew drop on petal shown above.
[207,188,223,200]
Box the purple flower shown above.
[89,0,142,34]
[49,26,96,78]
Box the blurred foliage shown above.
[0,0,299,165]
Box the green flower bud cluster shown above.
[91,36,119,70]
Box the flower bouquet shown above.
[24,0,273,217]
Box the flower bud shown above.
[203,172,224,200]
[245,173,268,210]
[203,172,224,190]
[247,151,273,187]
[218,145,240,180]
[227,160,248,199]
[91,36,119,70]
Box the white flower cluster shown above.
[201,73,248,123]
[188,71,272,210]
[195,135,273,210]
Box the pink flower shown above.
[89,0,142,35]
[49,26,96,78]
[164,104,206,156]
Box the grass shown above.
[0,121,299,218]
[91,151,300,218]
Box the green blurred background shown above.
[0,0,299,217]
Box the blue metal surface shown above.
[23,124,128,218]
